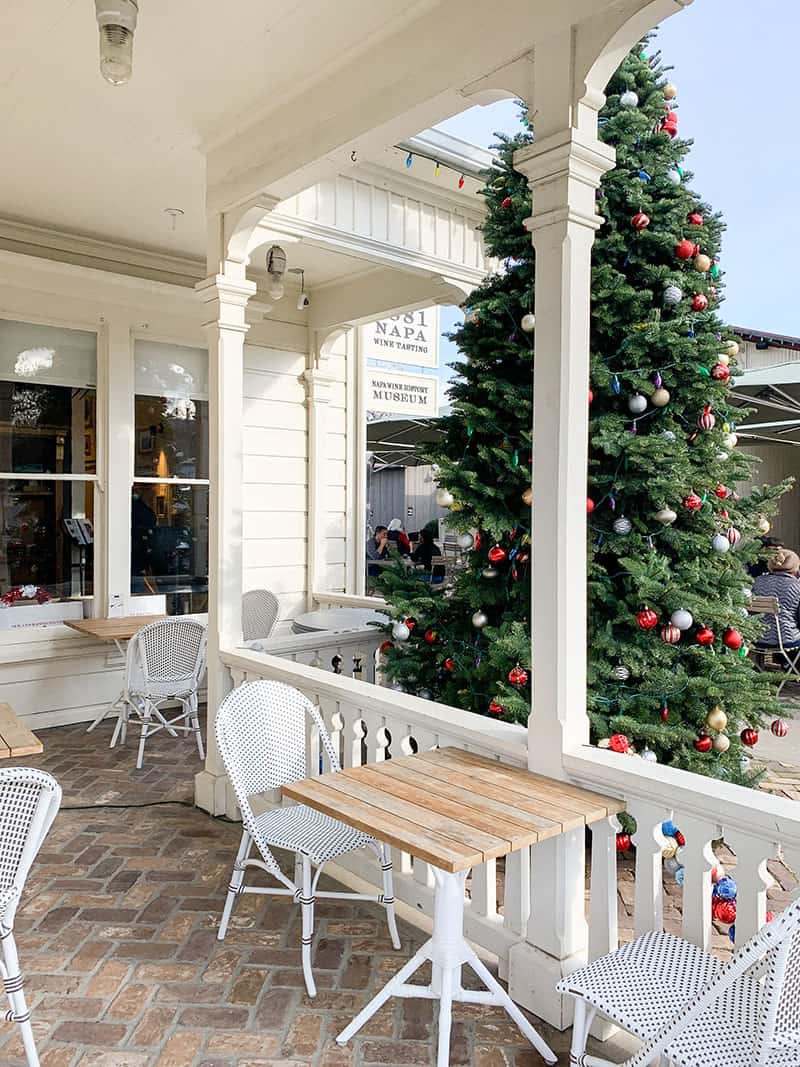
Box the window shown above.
[0,320,97,603]
[131,341,209,615]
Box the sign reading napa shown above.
[360,308,439,369]
[365,369,438,417]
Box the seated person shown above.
[748,536,784,579]
[366,525,389,578]
[386,518,411,556]
[411,526,443,571]
[753,548,800,648]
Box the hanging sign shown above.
[365,368,438,416]
[360,308,439,368]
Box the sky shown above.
[429,0,799,399]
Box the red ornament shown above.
[508,664,529,686]
[661,705,670,722]
[712,363,731,381]
[631,211,650,230]
[771,718,789,737]
[740,728,759,747]
[616,832,631,852]
[444,657,455,671]
[501,196,512,208]
[694,734,713,753]
[675,830,686,847]
[692,293,709,312]
[588,388,594,405]
[766,911,776,923]
[712,899,737,925]
[698,405,716,430]
[488,545,507,563]
[609,734,630,754]
[488,701,504,716]
[424,629,437,644]
[722,627,743,651]
[661,623,681,644]
[688,212,704,226]
[675,238,697,260]
[636,608,659,630]
[696,626,715,646]
[684,492,703,511]
[405,617,417,631]
[379,640,393,655]
[661,114,679,137]
[715,485,729,499]
[721,509,729,519]
[587,497,595,514]
[474,531,482,550]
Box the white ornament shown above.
[739,755,751,771]
[712,533,730,554]
[435,488,454,508]
[628,393,648,415]
[482,567,498,579]
[717,352,730,366]
[612,516,632,535]
[620,90,639,108]
[471,610,488,629]
[671,609,693,631]
[722,432,738,449]
[641,747,658,763]
[742,586,752,600]
[757,516,771,534]
[655,507,677,526]
[457,532,475,550]
[392,622,411,641]
[663,284,683,306]
[521,313,536,332]
[716,451,730,462]
[666,168,682,185]
[611,664,630,681]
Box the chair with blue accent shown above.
[215,679,401,996]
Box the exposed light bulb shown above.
[95,1,139,86]
[268,280,285,301]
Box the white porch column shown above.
[507,126,615,1028]
[303,359,336,608]
[194,271,256,816]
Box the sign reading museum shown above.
[360,308,439,368]
[366,369,438,417]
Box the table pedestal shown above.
[336,866,557,1067]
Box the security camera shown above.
[289,268,309,311]
[297,292,310,310]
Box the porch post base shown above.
[507,940,586,1031]
[194,768,239,819]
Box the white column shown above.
[303,362,335,609]
[507,126,615,1029]
[194,271,256,816]
[103,317,135,615]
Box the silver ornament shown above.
[611,664,630,681]
[663,856,680,876]
[471,610,488,629]
[417,688,432,700]
[435,488,454,508]
[641,747,658,763]
[392,622,411,641]
[716,451,730,462]
[666,168,681,185]
[628,393,647,414]
[655,507,677,525]
[663,284,683,306]
[482,567,498,579]
[620,90,639,108]
[661,430,677,443]
[712,533,730,554]
[670,609,693,631]
[739,755,751,771]
[457,532,475,550]
[612,516,632,535]
[521,313,536,332]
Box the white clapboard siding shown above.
[243,512,307,540]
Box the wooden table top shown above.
[0,703,42,759]
[282,746,624,873]
[64,615,166,641]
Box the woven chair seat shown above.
[253,804,373,866]
[561,930,799,1067]
[0,884,20,922]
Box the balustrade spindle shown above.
[725,828,773,943]
[677,814,718,951]
[629,800,669,938]
[588,816,620,962]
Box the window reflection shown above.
[134,395,208,480]
[131,483,208,615]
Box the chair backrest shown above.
[215,680,339,815]
[749,595,780,616]
[752,897,800,1064]
[132,617,207,690]
[0,768,61,926]
[242,589,280,642]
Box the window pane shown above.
[0,479,94,598]
[131,483,208,615]
[134,395,208,480]
[0,319,97,389]
[0,383,96,475]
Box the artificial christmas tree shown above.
[378,40,787,782]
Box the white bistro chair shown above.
[748,594,800,697]
[558,898,800,1067]
[242,588,280,643]
[110,617,207,769]
[0,768,61,1067]
[215,680,400,996]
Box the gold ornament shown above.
[712,733,731,753]
[725,339,740,357]
[758,516,771,534]
[706,706,728,731]
[651,387,671,408]
[450,501,463,512]
[663,82,678,100]
[717,352,730,366]
[694,253,712,273]
[662,841,678,860]
[522,487,533,506]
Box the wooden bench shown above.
[0,703,43,759]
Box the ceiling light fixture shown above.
[266,244,287,300]
[95,0,139,86]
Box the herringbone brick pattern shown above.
[2,722,636,1067]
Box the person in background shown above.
[748,535,784,579]
[366,525,389,563]
[387,518,411,557]
[411,525,442,571]
[752,548,800,647]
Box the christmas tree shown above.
[378,41,788,782]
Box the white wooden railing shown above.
[247,627,384,684]
[311,590,387,611]
[220,646,529,963]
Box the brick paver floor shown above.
[3,721,643,1066]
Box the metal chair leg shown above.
[218,831,252,941]
[300,853,316,997]
[2,929,39,1067]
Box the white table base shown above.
[85,637,127,735]
[336,866,557,1067]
